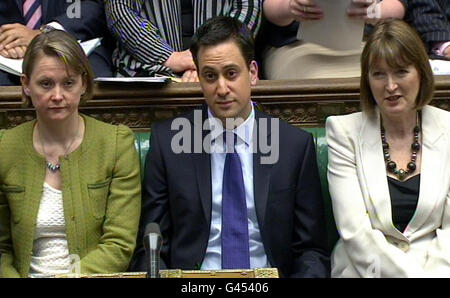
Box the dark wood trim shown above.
[1,77,449,129]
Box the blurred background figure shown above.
[0,0,114,86]
[259,0,405,79]
[401,0,450,60]
[106,0,261,82]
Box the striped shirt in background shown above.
[106,0,262,77]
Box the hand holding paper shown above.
[289,0,384,21]
[289,0,324,21]
[298,0,365,51]
[347,0,379,19]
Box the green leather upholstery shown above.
[303,127,339,252]
[134,132,151,178]
[134,128,339,252]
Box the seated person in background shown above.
[327,19,450,277]
[130,16,330,277]
[0,0,114,86]
[260,0,405,79]
[0,30,141,277]
[401,0,450,60]
[105,0,261,82]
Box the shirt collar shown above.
[207,103,255,147]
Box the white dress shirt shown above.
[201,105,269,270]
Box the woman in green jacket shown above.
[0,29,141,277]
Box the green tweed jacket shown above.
[0,115,141,277]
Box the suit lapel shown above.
[191,107,212,223]
[405,106,445,235]
[359,111,401,237]
[252,111,273,230]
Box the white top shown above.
[201,105,269,270]
[29,183,71,278]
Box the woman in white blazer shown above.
[326,19,450,277]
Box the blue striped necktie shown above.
[23,0,42,30]
[221,132,250,269]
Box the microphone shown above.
[143,222,162,278]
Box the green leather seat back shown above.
[303,127,339,252]
[134,132,151,178]
[134,128,338,253]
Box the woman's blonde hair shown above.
[22,29,94,104]
[360,19,434,114]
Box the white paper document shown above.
[429,59,450,75]
[80,37,102,56]
[0,55,23,76]
[94,77,171,84]
[297,0,365,51]
[0,38,102,76]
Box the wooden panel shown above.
[55,268,279,278]
[1,77,449,129]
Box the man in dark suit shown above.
[0,0,113,85]
[132,16,330,278]
[401,0,450,59]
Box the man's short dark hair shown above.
[190,16,255,68]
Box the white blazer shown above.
[326,105,450,277]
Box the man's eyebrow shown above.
[201,66,216,72]
[202,63,240,70]
[223,64,240,70]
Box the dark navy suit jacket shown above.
[0,0,113,85]
[131,106,330,278]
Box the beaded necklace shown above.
[381,112,421,181]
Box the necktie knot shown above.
[223,131,238,153]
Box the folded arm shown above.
[229,0,262,36]
[105,0,174,67]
